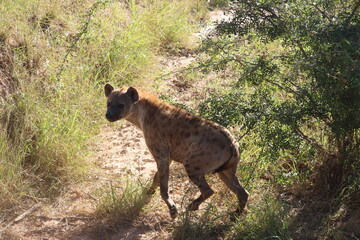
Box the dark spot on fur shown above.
[211,138,227,150]
[194,167,200,171]
[189,118,198,124]
[190,151,204,160]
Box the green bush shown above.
[197,1,360,237]
[200,0,359,188]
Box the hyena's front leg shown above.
[157,159,177,218]
[147,171,159,195]
[147,142,177,218]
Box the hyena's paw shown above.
[187,200,200,211]
[170,206,178,219]
[229,207,247,222]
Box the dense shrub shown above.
[199,0,359,206]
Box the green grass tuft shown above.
[229,195,291,240]
[172,205,230,240]
[95,179,150,222]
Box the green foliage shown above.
[198,1,360,237]
[199,89,249,127]
[216,0,360,141]
[199,86,315,186]
[200,0,360,187]
[159,94,194,113]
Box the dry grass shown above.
[0,0,207,214]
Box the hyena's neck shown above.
[125,99,153,131]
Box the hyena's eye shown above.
[118,104,124,109]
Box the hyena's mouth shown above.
[106,117,118,122]
[105,112,122,122]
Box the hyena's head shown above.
[104,84,139,122]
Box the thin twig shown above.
[292,125,326,154]
[296,40,308,59]
[1,203,42,234]
[14,203,41,223]
[311,3,332,23]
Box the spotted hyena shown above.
[104,84,248,218]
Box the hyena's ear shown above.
[126,87,139,103]
[104,84,114,97]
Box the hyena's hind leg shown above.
[186,171,214,211]
[217,168,249,215]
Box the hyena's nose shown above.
[106,111,114,121]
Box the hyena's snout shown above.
[105,109,120,122]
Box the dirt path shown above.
[2,11,227,240]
